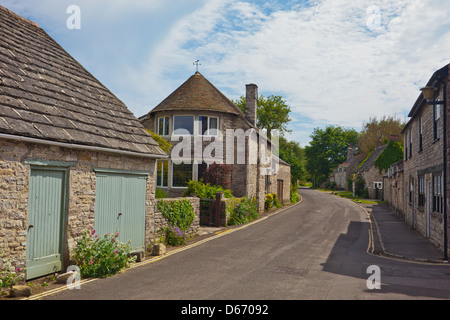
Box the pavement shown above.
[361,202,447,263]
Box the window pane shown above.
[162,161,168,187]
[172,163,192,187]
[209,117,218,135]
[174,116,194,135]
[199,116,208,135]
[164,117,170,135]
[157,161,162,186]
[158,118,164,136]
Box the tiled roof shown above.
[0,6,166,157]
[143,72,247,119]
[357,144,388,172]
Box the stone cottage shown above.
[383,64,450,254]
[139,72,291,210]
[333,146,362,191]
[355,144,387,199]
[0,6,167,280]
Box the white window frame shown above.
[157,116,170,136]
[172,115,195,136]
[156,160,169,188]
[198,116,219,137]
[171,162,194,188]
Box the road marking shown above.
[25,192,304,300]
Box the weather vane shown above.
[193,60,201,73]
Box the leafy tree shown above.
[357,115,405,159]
[277,136,305,184]
[234,95,291,139]
[305,126,359,187]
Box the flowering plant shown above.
[73,230,136,278]
[162,226,187,246]
[0,246,25,289]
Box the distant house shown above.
[333,146,362,191]
[356,144,388,199]
[0,6,167,280]
[139,72,291,210]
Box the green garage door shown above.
[26,168,66,280]
[94,170,147,252]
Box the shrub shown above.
[265,193,282,210]
[290,181,299,203]
[156,199,195,232]
[161,226,187,246]
[73,230,136,278]
[201,163,233,190]
[155,188,168,199]
[227,197,258,225]
[354,176,366,197]
[183,180,233,199]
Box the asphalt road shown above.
[45,188,450,301]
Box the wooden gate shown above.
[26,168,66,280]
[277,180,284,204]
[199,193,222,227]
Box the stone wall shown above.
[0,138,157,270]
[153,197,200,243]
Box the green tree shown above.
[305,126,359,187]
[357,115,405,159]
[277,136,305,184]
[234,95,291,139]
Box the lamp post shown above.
[421,83,448,262]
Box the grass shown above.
[316,189,388,205]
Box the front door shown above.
[26,168,66,280]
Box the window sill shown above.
[432,138,440,144]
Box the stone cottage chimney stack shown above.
[245,83,258,126]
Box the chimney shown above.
[245,83,258,126]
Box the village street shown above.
[44,188,450,301]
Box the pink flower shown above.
[89,260,93,264]
[91,230,96,235]
[114,250,119,253]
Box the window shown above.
[158,117,170,136]
[409,176,414,204]
[198,116,219,136]
[433,172,443,213]
[418,116,423,152]
[173,115,194,135]
[409,126,412,158]
[405,131,408,160]
[156,160,168,187]
[418,175,425,207]
[434,104,440,140]
[172,162,193,187]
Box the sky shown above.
[2,0,450,147]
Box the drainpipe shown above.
[443,80,448,261]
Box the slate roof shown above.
[357,144,388,172]
[0,6,166,157]
[141,72,249,121]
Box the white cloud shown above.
[3,0,450,146]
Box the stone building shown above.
[356,144,387,199]
[333,146,362,191]
[383,64,450,253]
[139,72,291,210]
[0,6,167,280]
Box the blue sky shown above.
[2,0,450,146]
